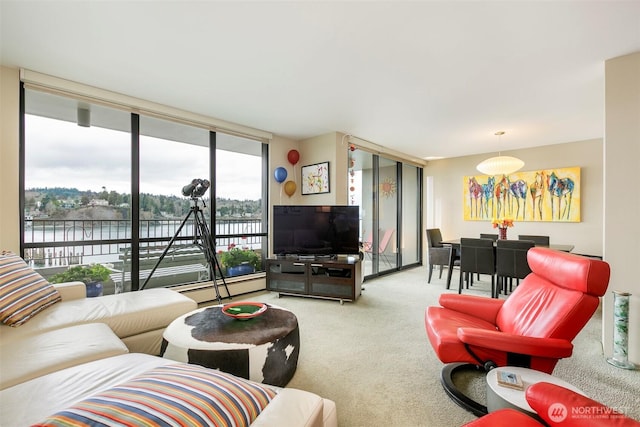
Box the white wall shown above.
[604,52,640,365]
[425,138,604,257]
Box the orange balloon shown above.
[284,180,296,197]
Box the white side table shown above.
[486,366,585,418]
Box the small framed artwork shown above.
[302,161,330,195]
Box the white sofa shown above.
[0,280,198,355]
[1,353,338,427]
[0,256,337,427]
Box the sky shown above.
[25,115,262,200]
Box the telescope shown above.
[142,177,229,302]
[182,178,210,198]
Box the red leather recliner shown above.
[464,382,640,426]
[425,247,610,415]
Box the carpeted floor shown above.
[233,265,640,426]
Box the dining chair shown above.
[459,238,496,297]
[479,233,498,241]
[477,234,498,280]
[518,235,550,246]
[496,239,535,295]
[426,228,456,283]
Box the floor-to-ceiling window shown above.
[136,115,211,292]
[401,163,421,266]
[22,89,132,295]
[21,85,267,295]
[214,133,266,278]
[377,156,399,272]
[349,149,375,276]
[348,144,422,279]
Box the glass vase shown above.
[607,291,636,369]
[498,227,507,240]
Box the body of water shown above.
[24,218,263,268]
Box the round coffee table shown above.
[486,366,585,418]
[161,303,299,387]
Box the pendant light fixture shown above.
[476,131,524,176]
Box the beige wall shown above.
[425,138,604,257]
[0,66,20,252]
[269,135,300,207]
[604,52,640,364]
[298,132,348,206]
[270,132,343,209]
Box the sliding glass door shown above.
[401,163,421,266]
[377,156,399,272]
[349,149,375,276]
[348,146,422,279]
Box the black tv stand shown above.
[278,254,337,261]
[266,257,361,304]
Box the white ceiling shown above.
[2,1,639,160]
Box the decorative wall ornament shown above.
[463,166,581,222]
[302,162,330,195]
[380,177,397,198]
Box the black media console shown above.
[265,256,362,304]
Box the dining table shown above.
[440,239,575,290]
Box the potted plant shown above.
[49,264,111,297]
[219,245,260,277]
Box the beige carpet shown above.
[232,266,640,426]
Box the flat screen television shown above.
[273,205,360,257]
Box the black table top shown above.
[441,239,574,253]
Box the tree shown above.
[25,196,36,211]
[44,199,60,215]
[107,190,120,206]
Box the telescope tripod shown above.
[140,198,230,303]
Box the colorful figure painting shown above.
[463,167,581,222]
[302,161,330,195]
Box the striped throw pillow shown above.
[36,363,278,426]
[0,251,61,326]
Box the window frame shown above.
[19,82,269,293]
